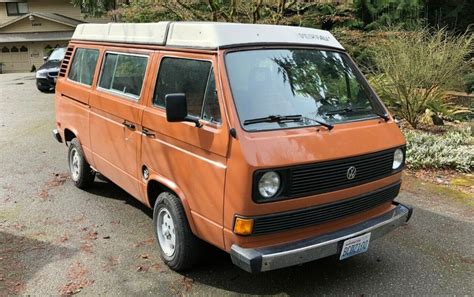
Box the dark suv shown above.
[36,47,66,92]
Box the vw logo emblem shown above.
[346,166,357,180]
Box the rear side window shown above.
[98,52,148,98]
[68,48,99,86]
[154,57,221,124]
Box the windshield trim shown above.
[223,45,388,133]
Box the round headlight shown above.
[258,171,280,198]
[393,148,404,169]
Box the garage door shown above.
[0,45,31,73]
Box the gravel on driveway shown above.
[0,73,473,296]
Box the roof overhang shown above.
[0,12,84,30]
[0,31,74,43]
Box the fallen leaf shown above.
[87,231,98,240]
[134,238,154,248]
[136,265,149,272]
[182,277,194,292]
[60,233,69,242]
[80,242,93,253]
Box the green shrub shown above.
[354,0,425,30]
[404,126,474,172]
[426,95,473,122]
[370,28,473,128]
[464,72,474,94]
[332,29,378,71]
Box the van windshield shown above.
[225,49,384,131]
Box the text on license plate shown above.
[340,233,371,260]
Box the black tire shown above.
[68,138,95,189]
[153,192,203,271]
[37,87,49,93]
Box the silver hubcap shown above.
[69,148,80,181]
[157,208,176,257]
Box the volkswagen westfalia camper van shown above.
[53,22,412,273]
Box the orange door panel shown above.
[88,50,153,201]
[141,112,227,248]
[89,93,144,199]
[141,54,229,249]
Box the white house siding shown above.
[0,0,109,24]
[0,0,109,73]
[0,41,67,73]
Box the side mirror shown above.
[43,56,49,62]
[165,93,202,127]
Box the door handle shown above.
[142,128,155,138]
[122,120,135,130]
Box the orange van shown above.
[53,22,412,273]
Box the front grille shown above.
[252,182,400,235]
[289,148,398,197]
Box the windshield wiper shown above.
[243,114,303,126]
[243,114,334,131]
[301,116,334,130]
[324,107,389,122]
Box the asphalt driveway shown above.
[0,73,473,296]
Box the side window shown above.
[98,53,148,98]
[68,48,99,86]
[154,58,221,123]
[202,69,221,124]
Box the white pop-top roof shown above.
[72,21,344,50]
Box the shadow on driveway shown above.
[84,176,153,219]
[78,178,473,295]
[0,232,77,295]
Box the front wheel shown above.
[68,138,95,189]
[153,192,203,271]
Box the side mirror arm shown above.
[185,116,202,128]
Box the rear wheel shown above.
[68,138,95,189]
[153,192,203,271]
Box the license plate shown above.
[340,233,371,260]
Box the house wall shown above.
[0,0,109,73]
[0,40,68,73]
[0,0,110,24]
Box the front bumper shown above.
[36,78,55,91]
[230,202,412,273]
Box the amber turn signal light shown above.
[234,217,254,235]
